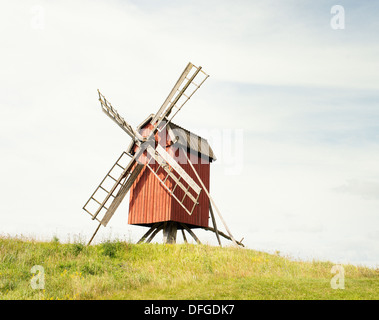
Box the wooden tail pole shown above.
[204,227,244,247]
[209,201,222,247]
[207,196,238,247]
[185,154,239,247]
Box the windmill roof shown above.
[126,114,216,162]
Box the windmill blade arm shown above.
[97,90,144,141]
[150,63,193,125]
[150,62,209,130]
[86,161,144,246]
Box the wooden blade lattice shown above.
[145,144,202,216]
[98,90,143,141]
[83,152,143,226]
[150,62,209,132]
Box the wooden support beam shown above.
[204,226,244,247]
[181,229,187,243]
[137,223,160,244]
[146,223,164,243]
[180,223,201,244]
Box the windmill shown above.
[83,62,243,247]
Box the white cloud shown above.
[334,179,379,200]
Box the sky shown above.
[0,0,378,268]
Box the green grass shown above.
[0,236,377,300]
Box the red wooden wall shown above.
[127,123,210,228]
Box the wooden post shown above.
[163,222,177,244]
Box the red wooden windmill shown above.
[83,62,243,247]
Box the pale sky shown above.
[0,0,378,267]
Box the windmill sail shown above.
[145,144,201,216]
[150,62,209,131]
[83,152,143,225]
[153,144,201,195]
[98,90,144,141]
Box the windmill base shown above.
[137,221,244,247]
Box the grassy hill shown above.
[0,236,377,300]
